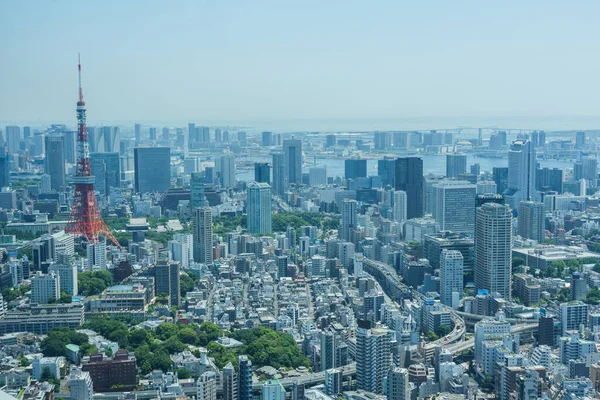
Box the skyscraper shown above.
[193,206,213,264]
[378,158,396,187]
[191,172,206,208]
[247,182,272,235]
[134,124,141,145]
[439,249,463,308]
[99,126,120,153]
[149,127,157,141]
[44,135,66,191]
[536,167,563,193]
[392,190,407,223]
[356,320,393,394]
[90,152,120,194]
[504,140,537,209]
[283,139,302,185]
[575,131,586,149]
[493,167,509,195]
[446,153,467,178]
[475,203,512,299]
[154,259,181,307]
[517,201,545,242]
[134,147,170,193]
[433,181,476,234]
[222,363,237,400]
[217,155,236,189]
[262,131,273,146]
[272,152,286,196]
[238,356,252,400]
[0,150,9,189]
[341,199,358,241]
[345,159,367,180]
[254,162,271,184]
[395,157,424,219]
[5,126,20,154]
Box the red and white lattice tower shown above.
[65,54,119,246]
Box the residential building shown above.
[31,272,60,304]
[392,190,407,223]
[81,351,137,392]
[154,259,181,307]
[247,182,272,234]
[439,250,463,308]
[517,201,545,242]
[69,367,94,400]
[356,320,393,394]
[48,263,78,296]
[193,206,213,264]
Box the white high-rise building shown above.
[504,140,537,209]
[475,203,512,300]
[48,263,78,296]
[193,206,213,264]
[262,380,285,400]
[309,166,327,186]
[168,239,191,268]
[386,367,411,400]
[560,301,589,335]
[356,321,393,394]
[69,368,93,400]
[52,231,75,257]
[247,182,272,234]
[31,271,60,304]
[86,239,107,270]
[517,200,545,243]
[433,180,476,234]
[392,190,407,223]
[477,181,497,195]
[197,371,217,400]
[173,233,193,263]
[474,317,511,365]
[217,155,236,189]
[439,250,463,309]
[341,199,358,241]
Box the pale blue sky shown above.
[1,1,600,127]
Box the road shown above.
[251,363,357,390]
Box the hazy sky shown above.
[2,1,600,127]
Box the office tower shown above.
[96,126,119,153]
[471,163,481,176]
[262,380,285,400]
[504,140,537,208]
[262,131,273,146]
[446,153,467,178]
[272,152,286,196]
[571,273,587,301]
[238,356,252,400]
[162,127,170,141]
[536,167,563,193]
[309,166,327,186]
[134,124,141,145]
[5,126,20,154]
[320,332,336,371]
[247,182,272,234]
[387,367,410,400]
[70,368,94,400]
[326,134,336,148]
[440,250,463,308]
[48,264,78,296]
[254,162,271,184]
[134,147,170,193]
[575,131,586,148]
[0,150,9,189]
[341,199,358,241]
[325,369,342,396]
[583,156,597,186]
[222,130,230,142]
[517,201,545,242]
[373,131,391,150]
[378,158,396,187]
[23,126,31,140]
[193,206,213,264]
[356,320,393,394]
[493,167,509,195]
[191,172,206,208]
[63,130,77,164]
[283,139,302,185]
[477,181,497,195]
[222,362,237,400]
[475,203,512,299]
[201,126,211,143]
[149,127,157,141]
[44,135,66,191]
[214,129,222,143]
[395,157,424,219]
[345,159,367,180]
[237,131,247,146]
[0,187,16,210]
[188,123,197,142]
[87,239,107,269]
[560,301,588,335]
[31,272,60,304]
[393,190,407,223]
[433,181,476,234]
[155,259,181,307]
[197,372,217,400]
[40,174,51,193]
[217,155,236,189]
[90,153,120,194]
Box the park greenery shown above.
[43,316,311,376]
[78,271,113,296]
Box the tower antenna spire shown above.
[78,53,84,104]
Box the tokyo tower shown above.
[65,55,119,246]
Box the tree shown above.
[434,325,452,337]
[176,368,191,379]
[130,329,153,348]
[155,322,178,341]
[41,338,67,357]
[59,291,72,304]
[40,367,56,383]
[585,287,600,305]
[425,331,439,342]
[178,327,198,345]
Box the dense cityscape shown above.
[4,2,600,400]
[0,57,598,400]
